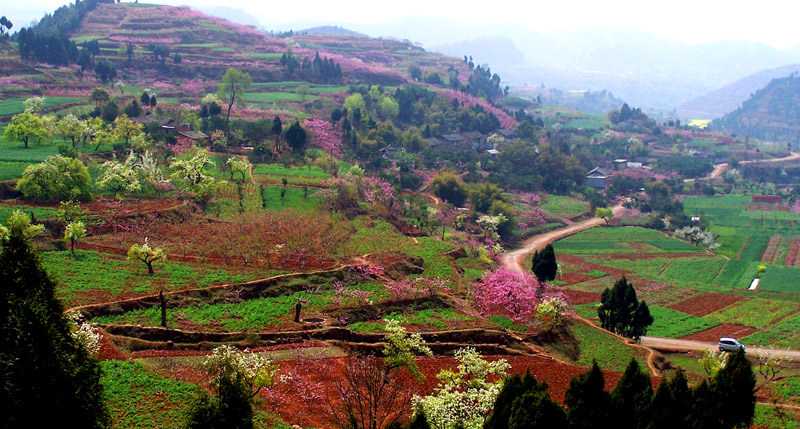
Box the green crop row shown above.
[92,290,333,330]
[706,298,798,329]
[646,306,718,338]
[101,360,197,428]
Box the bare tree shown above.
[325,354,415,429]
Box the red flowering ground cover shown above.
[681,324,756,342]
[668,293,743,317]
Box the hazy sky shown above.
[8,0,800,49]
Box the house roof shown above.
[440,133,464,142]
[586,167,612,177]
[178,131,208,140]
[463,131,484,139]
[131,116,175,126]
[497,128,515,137]
[486,149,499,155]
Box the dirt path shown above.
[500,202,625,273]
[685,152,800,183]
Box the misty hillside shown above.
[310,17,800,112]
[713,73,800,144]
[432,37,526,67]
[678,63,800,120]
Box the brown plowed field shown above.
[668,293,743,317]
[680,324,756,342]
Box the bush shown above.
[16,155,92,201]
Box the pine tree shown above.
[611,358,653,429]
[485,371,567,429]
[565,361,611,429]
[714,349,756,428]
[0,211,110,427]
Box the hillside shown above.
[713,73,800,144]
[677,63,800,120]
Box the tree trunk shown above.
[159,289,167,327]
[294,302,302,323]
[147,261,154,275]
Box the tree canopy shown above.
[0,210,110,427]
[217,68,252,129]
[598,277,653,339]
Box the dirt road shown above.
[641,336,800,360]
[686,151,800,182]
[500,202,625,273]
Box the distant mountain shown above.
[432,37,526,67]
[325,17,800,112]
[713,73,800,144]
[200,6,261,28]
[677,63,800,120]
[298,25,363,37]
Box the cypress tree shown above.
[565,361,611,429]
[0,211,110,427]
[531,244,558,282]
[714,349,756,429]
[611,358,653,429]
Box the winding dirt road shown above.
[686,151,800,182]
[500,202,625,273]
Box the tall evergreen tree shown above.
[611,358,653,429]
[531,244,558,282]
[564,361,611,429]
[485,371,567,429]
[0,211,110,427]
[715,349,756,429]
[598,277,653,339]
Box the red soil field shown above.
[133,344,652,428]
[562,289,601,305]
[680,324,756,342]
[668,293,743,317]
[558,254,634,276]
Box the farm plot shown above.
[101,360,198,428]
[92,289,335,331]
[646,306,718,338]
[705,298,798,329]
[759,266,800,293]
[668,293,743,317]
[742,312,800,349]
[349,306,480,333]
[540,194,590,219]
[570,322,640,372]
[252,163,331,185]
[43,250,257,307]
[0,203,62,223]
[681,324,757,342]
[0,96,85,117]
[584,255,727,290]
[554,227,702,255]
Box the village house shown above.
[585,167,613,190]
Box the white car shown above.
[718,337,745,353]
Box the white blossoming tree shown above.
[413,347,510,429]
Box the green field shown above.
[0,96,86,117]
[540,194,590,219]
[555,226,702,255]
[102,360,197,428]
[43,250,257,307]
[646,306,718,338]
[706,298,798,329]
